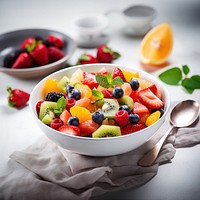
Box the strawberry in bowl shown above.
[29,64,170,156]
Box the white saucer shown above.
[75,34,109,48]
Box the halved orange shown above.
[140,23,173,66]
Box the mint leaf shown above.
[181,75,200,94]
[107,73,113,84]
[54,96,66,116]
[159,67,182,85]
[92,90,103,101]
[182,65,190,75]
[112,77,124,85]
[96,74,111,88]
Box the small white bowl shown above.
[29,64,170,157]
[122,5,157,36]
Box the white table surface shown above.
[0,0,200,199]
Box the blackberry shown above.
[45,92,65,102]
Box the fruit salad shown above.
[36,67,165,138]
[3,35,64,69]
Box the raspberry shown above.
[50,118,63,130]
[66,98,76,111]
[115,110,129,127]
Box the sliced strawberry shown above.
[58,125,81,136]
[11,52,33,69]
[101,89,113,98]
[30,44,49,66]
[130,89,140,103]
[79,120,99,136]
[82,72,99,89]
[48,46,64,63]
[148,84,157,94]
[7,86,30,108]
[77,54,98,65]
[112,67,126,82]
[138,88,164,109]
[121,124,146,135]
[20,37,35,49]
[47,35,64,49]
[98,67,108,75]
[133,102,149,114]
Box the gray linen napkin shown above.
[0,102,199,200]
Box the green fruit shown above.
[102,99,119,119]
[58,76,70,93]
[39,101,57,120]
[120,95,134,110]
[92,125,121,138]
[41,112,55,125]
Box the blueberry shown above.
[92,111,104,124]
[119,105,131,114]
[129,113,140,124]
[68,89,81,100]
[67,116,79,126]
[112,87,124,99]
[130,79,139,91]
[66,85,74,93]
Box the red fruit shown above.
[36,100,44,114]
[130,89,140,103]
[7,86,30,108]
[11,52,33,69]
[60,109,71,125]
[82,72,99,89]
[79,120,99,136]
[97,44,113,63]
[101,89,113,98]
[133,102,149,114]
[66,98,76,111]
[148,84,157,95]
[77,54,98,65]
[98,67,108,75]
[50,118,63,130]
[20,37,35,49]
[58,125,81,136]
[30,44,49,66]
[112,67,126,82]
[115,110,129,127]
[138,88,164,109]
[47,35,64,49]
[121,124,146,135]
[48,46,64,63]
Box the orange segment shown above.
[75,98,91,108]
[122,70,139,82]
[140,23,173,65]
[75,84,92,98]
[70,106,92,123]
[43,78,59,97]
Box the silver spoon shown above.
[138,100,200,167]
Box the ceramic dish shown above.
[0,28,76,78]
[29,64,170,157]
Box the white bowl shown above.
[0,28,76,79]
[29,64,170,156]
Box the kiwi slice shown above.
[41,111,55,125]
[92,125,121,138]
[102,99,119,119]
[120,95,134,110]
[39,101,57,120]
[58,76,70,93]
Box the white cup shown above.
[122,5,157,36]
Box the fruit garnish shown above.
[50,118,63,130]
[74,84,92,99]
[112,67,126,82]
[115,110,129,127]
[121,70,139,82]
[58,125,81,136]
[79,120,99,136]
[82,72,99,89]
[60,110,71,125]
[45,92,65,102]
[7,86,30,108]
[140,23,173,66]
[133,102,149,114]
[43,78,59,97]
[69,68,84,85]
[53,96,66,116]
[121,124,145,135]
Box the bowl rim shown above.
[0,28,77,73]
[29,63,171,141]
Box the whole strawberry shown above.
[97,44,120,63]
[7,87,30,108]
[77,54,98,65]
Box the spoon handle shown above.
[138,126,174,167]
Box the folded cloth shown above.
[0,102,199,200]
